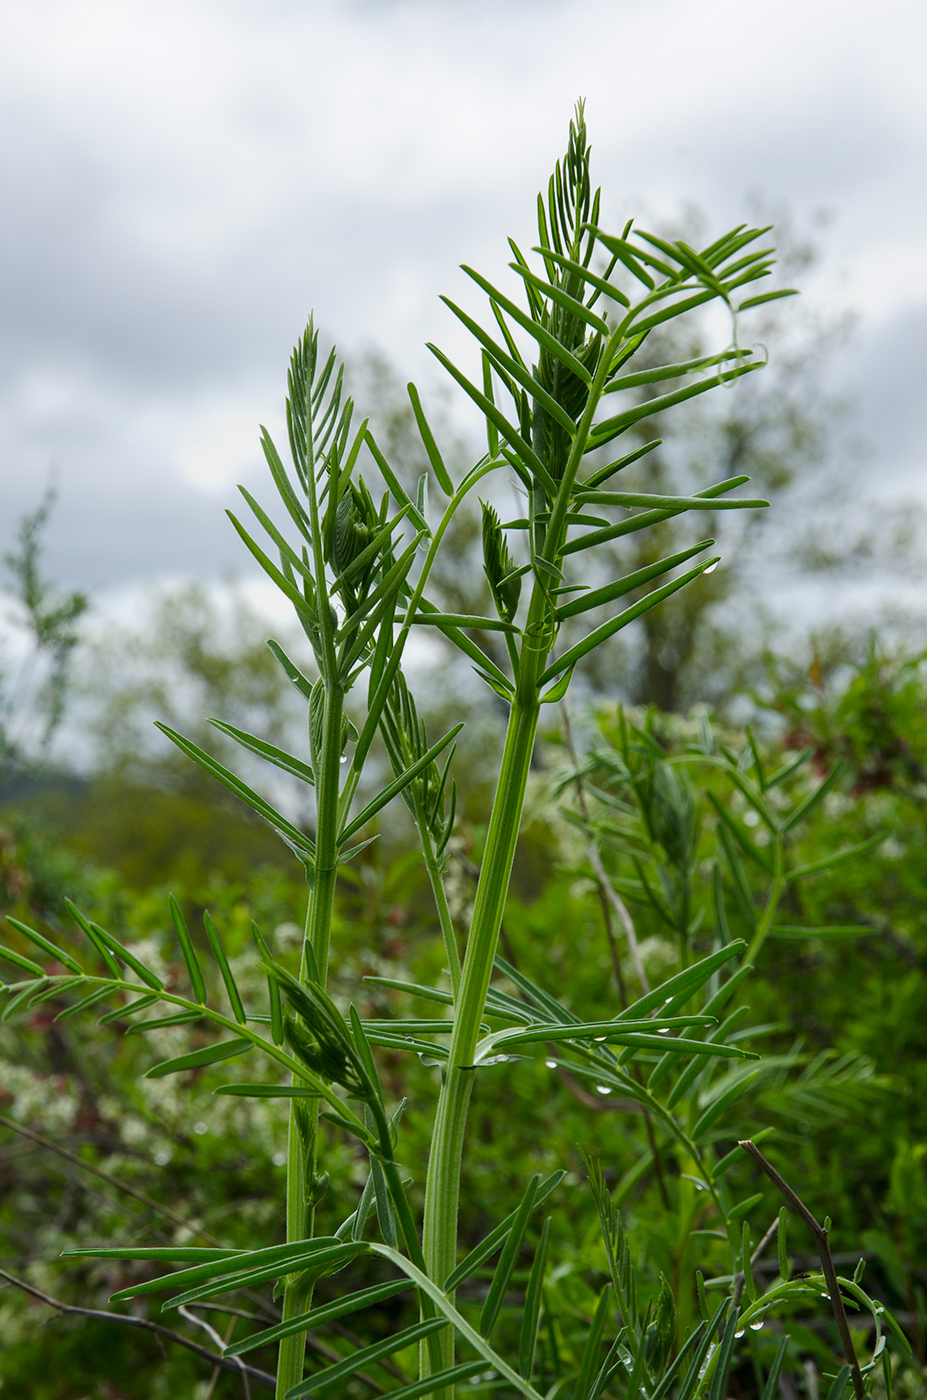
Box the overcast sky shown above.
[1,0,924,600]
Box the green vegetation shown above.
[1,109,924,1400]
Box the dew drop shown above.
[821,1292,831,1299]
[596,1085,611,1095]
[704,561,719,575]
[750,1321,764,1331]
[545,1060,557,1069]
[734,1328,745,1338]
[657,1027,671,1034]
[594,1035,606,1042]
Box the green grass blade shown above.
[788,832,887,882]
[427,343,558,497]
[707,1304,741,1400]
[251,923,284,1046]
[530,246,630,307]
[519,1217,551,1378]
[445,1171,565,1291]
[672,1303,729,1400]
[508,261,610,334]
[206,720,315,787]
[413,597,512,692]
[202,911,247,1024]
[286,1317,446,1398]
[407,383,454,495]
[155,723,316,860]
[224,1278,413,1356]
[68,1247,241,1263]
[692,1071,761,1139]
[0,944,44,977]
[574,1284,612,1400]
[781,759,847,833]
[225,511,317,619]
[65,900,121,977]
[125,1010,202,1035]
[169,1244,366,1312]
[266,639,315,702]
[588,361,761,449]
[363,977,454,1007]
[740,289,798,310]
[108,1237,344,1299]
[619,942,746,1020]
[440,295,578,436]
[584,228,655,288]
[369,1244,547,1400]
[604,349,750,394]
[4,919,83,974]
[540,558,720,685]
[214,1083,321,1098]
[145,1038,253,1079]
[98,992,160,1024]
[459,265,593,385]
[561,475,751,557]
[338,723,464,845]
[556,540,713,620]
[717,826,757,919]
[89,922,163,991]
[575,488,766,512]
[363,431,430,534]
[360,1364,485,1400]
[493,954,582,1026]
[54,986,114,1020]
[582,438,661,489]
[480,1174,540,1338]
[409,611,515,632]
[168,895,206,1004]
[706,793,775,874]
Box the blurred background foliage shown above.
[1,306,926,1396]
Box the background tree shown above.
[0,485,88,779]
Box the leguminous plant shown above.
[2,108,906,1399]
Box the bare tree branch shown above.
[739,1139,866,1400]
[0,1113,222,1246]
[0,1268,275,1390]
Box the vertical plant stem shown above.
[421,656,544,1392]
[414,800,462,1003]
[739,1139,866,1400]
[745,840,785,965]
[276,684,344,1400]
[560,709,670,1208]
[560,706,628,1007]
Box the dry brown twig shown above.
[739,1138,866,1400]
[0,1268,275,1390]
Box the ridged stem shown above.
[420,584,550,1394]
[276,683,344,1400]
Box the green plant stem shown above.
[421,677,544,1390]
[419,322,616,1393]
[414,796,462,1002]
[277,682,345,1400]
[745,840,785,965]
